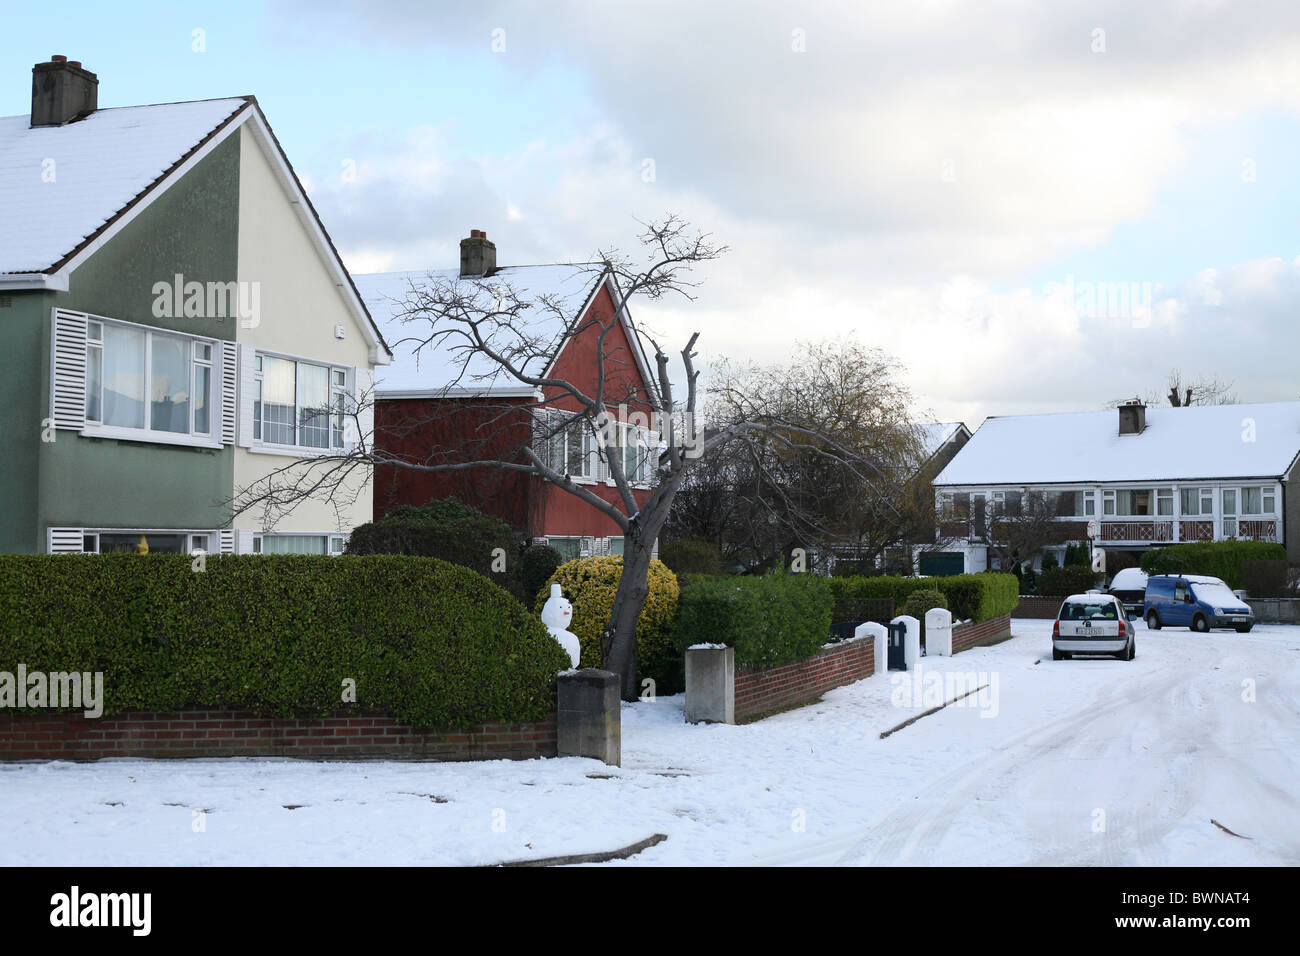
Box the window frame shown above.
[82,317,220,448]
[252,351,350,453]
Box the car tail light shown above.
[1052,620,1059,639]
[1118,618,1127,638]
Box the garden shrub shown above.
[536,556,682,694]
[517,544,563,606]
[674,573,833,671]
[0,554,569,727]
[345,497,522,596]
[1139,540,1287,589]
[658,538,723,577]
[1037,565,1101,597]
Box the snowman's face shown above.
[557,598,572,621]
[542,593,574,630]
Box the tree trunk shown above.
[604,534,651,701]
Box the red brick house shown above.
[353,231,659,559]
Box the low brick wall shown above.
[1014,596,1061,619]
[0,710,557,762]
[734,638,874,722]
[951,613,1013,654]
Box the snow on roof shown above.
[916,422,965,460]
[0,98,247,273]
[353,264,605,395]
[934,401,1300,486]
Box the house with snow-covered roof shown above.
[353,230,661,560]
[930,400,1300,572]
[0,56,390,556]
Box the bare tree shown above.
[1110,368,1238,409]
[227,216,896,700]
[986,490,1064,573]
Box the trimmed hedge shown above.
[537,556,682,694]
[0,554,569,728]
[829,572,1018,624]
[1037,565,1101,597]
[345,497,523,597]
[1139,540,1287,589]
[674,574,833,671]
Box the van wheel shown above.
[1192,614,1209,633]
[1146,611,1161,630]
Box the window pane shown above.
[1263,491,1275,513]
[1157,490,1173,516]
[566,419,583,474]
[98,532,185,554]
[609,537,625,556]
[193,363,210,434]
[1180,488,1199,516]
[150,334,190,433]
[297,362,330,449]
[86,347,102,422]
[331,392,345,447]
[1242,487,1262,515]
[261,355,296,445]
[102,324,146,428]
[547,537,580,561]
[261,535,327,555]
[1222,489,1236,516]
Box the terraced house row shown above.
[0,57,391,555]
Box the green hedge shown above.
[1037,565,1102,597]
[1139,540,1287,588]
[0,554,568,727]
[829,572,1018,623]
[345,497,524,598]
[674,574,832,671]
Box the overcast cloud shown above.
[277,0,1300,426]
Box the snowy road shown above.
[2,618,1298,866]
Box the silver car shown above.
[1052,593,1137,661]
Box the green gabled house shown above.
[0,56,390,555]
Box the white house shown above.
[931,401,1300,573]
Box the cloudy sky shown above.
[4,1,1298,427]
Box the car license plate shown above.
[1232,616,1247,623]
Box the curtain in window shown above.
[261,356,296,445]
[261,535,328,555]
[150,333,190,433]
[102,324,146,428]
[297,362,331,449]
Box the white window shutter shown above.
[220,341,238,445]
[237,345,256,448]
[236,530,256,554]
[50,309,88,430]
[47,527,84,553]
[219,530,235,554]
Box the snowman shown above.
[540,583,582,668]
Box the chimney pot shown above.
[68,61,81,69]
[51,54,67,63]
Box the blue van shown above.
[1143,574,1255,633]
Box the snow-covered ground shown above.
[3,619,1298,866]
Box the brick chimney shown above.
[31,55,98,127]
[459,229,497,277]
[1118,400,1146,436]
